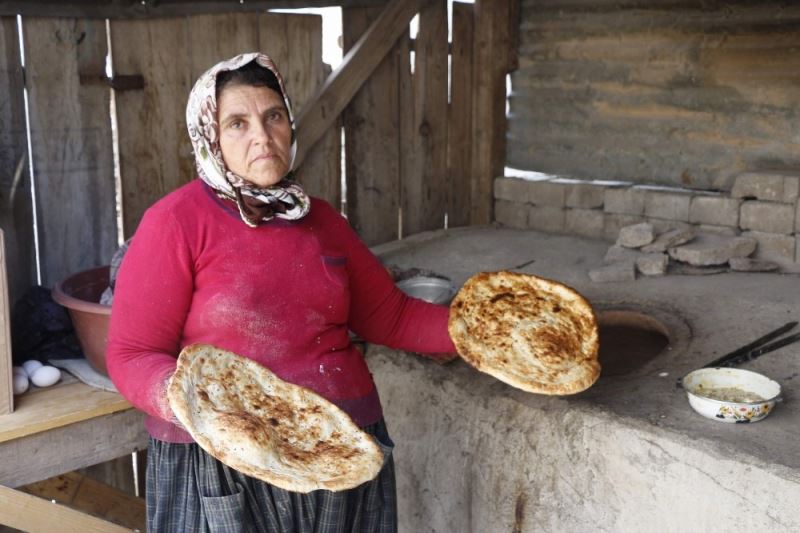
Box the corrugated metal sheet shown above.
[507,0,800,190]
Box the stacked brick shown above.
[493,172,800,271]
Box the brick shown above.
[494,177,532,202]
[739,201,795,235]
[589,262,636,283]
[528,205,565,233]
[731,172,800,203]
[617,222,655,248]
[494,200,528,229]
[636,253,669,276]
[797,235,800,263]
[527,180,566,207]
[565,183,605,209]
[604,245,642,264]
[729,257,779,272]
[647,219,691,234]
[669,234,757,266]
[697,224,739,236]
[565,208,605,239]
[742,231,796,264]
[603,214,645,241]
[604,187,646,215]
[689,196,741,227]
[641,227,696,253]
[796,202,800,233]
[644,190,692,221]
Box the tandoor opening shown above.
[597,310,670,376]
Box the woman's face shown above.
[217,83,292,188]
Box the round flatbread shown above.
[448,271,600,395]
[167,344,384,493]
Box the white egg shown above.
[13,373,29,395]
[30,366,61,388]
[22,360,43,377]
[13,366,26,377]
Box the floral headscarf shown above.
[186,52,310,227]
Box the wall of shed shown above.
[507,0,800,191]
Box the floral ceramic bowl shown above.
[682,368,781,423]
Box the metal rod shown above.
[717,331,800,367]
[703,321,798,368]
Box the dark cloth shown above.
[146,419,397,533]
[10,286,82,364]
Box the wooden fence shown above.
[0,0,514,304]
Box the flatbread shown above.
[448,271,600,395]
[167,344,384,493]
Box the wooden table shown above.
[0,378,148,531]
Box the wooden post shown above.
[0,230,11,415]
[470,0,516,225]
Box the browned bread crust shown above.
[449,271,600,395]
[168,344,384,493]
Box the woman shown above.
[107,52,456,532]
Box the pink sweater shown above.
[107,180,455,442]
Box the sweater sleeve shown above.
[106,206,194,421]
[325,205,456,355]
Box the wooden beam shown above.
[294,0,432,167]
[0,483,133,532]
[0,0,389,19]
[0,409,147,488]
[0,381,132,444]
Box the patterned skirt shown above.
[146,419,397,532]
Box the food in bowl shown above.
[682,367,781,423]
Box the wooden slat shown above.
[470,0,512,224]
[23,17,116,287]
[447,2,475,228]
[0,484,132,532]
[111,16,192,237]
[342,5,402,245]
[401,0,448,236]
[0,409,147,488]
[187,12,260,83]
[0,381,132,443]
[294,0,432,168]
[22,471,146,531]
[0,16,33,306]
[261,13,341,207]
[397,18,414,238]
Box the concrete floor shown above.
[368,225,800,533]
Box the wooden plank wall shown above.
[23,18,117,288]
[2,3,509,287]
[508,0,800,191]
[447,2,474,228]
[342,5,403,245]
[0,17,34,304]
[343,0,492,243]
[401,0,448,236]
[112,12,336,238]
